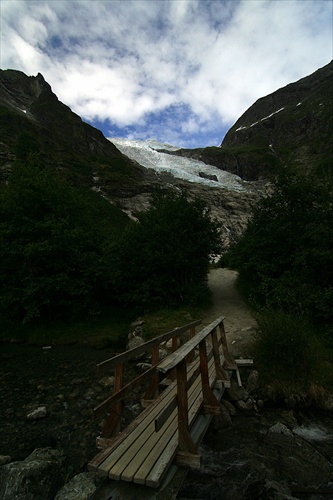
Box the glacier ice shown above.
[109,138,247,192]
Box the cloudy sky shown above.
[1,0,332,148]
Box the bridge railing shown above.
[92,319,202,448]
[156,315,236,467]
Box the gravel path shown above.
[202,268,257,357]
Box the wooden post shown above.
[219,320,237,369]
[100,362,124,439]
[175,358,200,468]
[199,339,221,415]
[211,328,231,387]
[170,335,178,381]
[142,344,160,405]
[187,325,196,363]
[219,320,243,385]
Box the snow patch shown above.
[235,107,285,132]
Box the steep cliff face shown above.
[0,69,145,194]
[167,61,333,180]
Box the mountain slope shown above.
[0,69,144,195]
[164,61,333,180]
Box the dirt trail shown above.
[202,268,257,357]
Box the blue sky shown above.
[1,0,332,148]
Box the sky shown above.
[1,0,332,148]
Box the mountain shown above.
[163,61,333,180]
[2,62,331,249]
[0,69,262,248]
[0,69,146,195]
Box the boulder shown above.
[0,448,63,500]
[26,406,47,420]
[199,171,218,182]
[55,472,102,500]
[126,335,145,359]
[225,378,249,401]
[246,370,260,394]
[0,455,11,466]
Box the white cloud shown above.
[1,0,332,146]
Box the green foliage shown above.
[226,166,333,321]
[111,191,220,309]
[0,157,128,323]
[254,311,333,391]
[255,311,318,381]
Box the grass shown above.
[253,310,333,398]
[0,307,132,349]
[141,306,204,340]
[0,304,207,349]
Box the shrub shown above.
[0,157,127,323]
[111,190,220,309]
[254,310,323,385]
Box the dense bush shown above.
[0,162,220,324]
[254,311,321,383]
[226,166,333,322]
[111,191,220,308]
[0,158,127,323]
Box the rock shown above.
[0,448,63,500]
[268,422,293,436]
[221,399,237,416]
[236,399,254,412]
[130,318,144,329]
[317,392,333,412]
[166,338,180,350]
[199,171,218,182]
[263,480,296,499]
[211,404,232,429]
[0,455,11,466]
[55,472,102,500]
[159,348,169,360]
[126,335,145,359]
[225,378,249,401]
[98,376,114,388]
[136,362,152,372]
[26,406,47,420]
[246,370,260,394]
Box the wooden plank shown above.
[155,360,201,432]
[158,316,225,374]
[235,359,254,366]
[145,357,217,488]
[88,379,178,473]
[135,359,208,486]
[118,358,206,484]
[97,320,202,374]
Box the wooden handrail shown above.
[157,316,225,374]
[93,319,202,443]
[97,319,202,375]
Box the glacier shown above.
[109,138,247,192]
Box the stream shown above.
[1,342,332,499]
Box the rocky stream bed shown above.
[0,269,332,499]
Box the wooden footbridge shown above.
[88,316,252,497]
